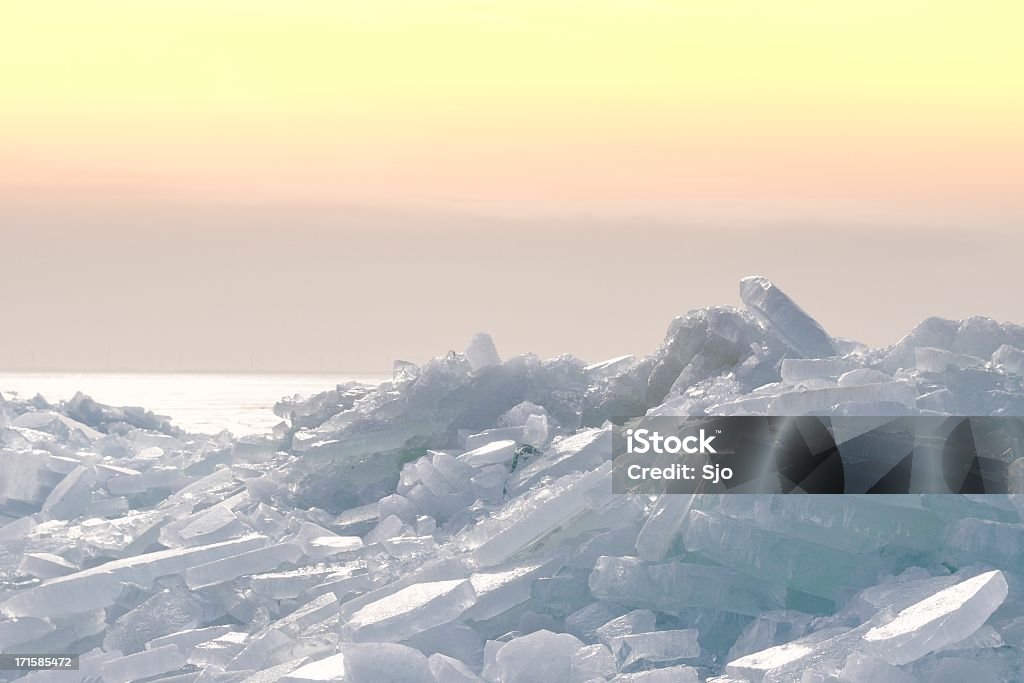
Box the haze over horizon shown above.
[3,1,1021,373]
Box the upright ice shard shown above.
[740,275,837,358]
[862,570,1008,665]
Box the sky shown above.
[2,1,1022,372]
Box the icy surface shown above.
[3,276,1024,681]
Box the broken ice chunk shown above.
[571,643,617,680]
[837,368,895,386]
[1,534,267,616]
[862,570,1008,665]
[505,428,610,497]
[280,643,435,683]
[595,609,657,647]
[342,578,476,642]
[459,439,518,467]
[586,355,635,379]
[185,542,302,589]
[466,332,502,372]
[17,552,77,579]
[916,347,985,373]
[993,344,1024,375]
[589,556,785,617]
[465,427,526,450]
[726,638,822,681]
[41,465,95,520]
[767,381,917,415]
[612,665,701,682]
[634,493,695,561]
[306,535,364,559]
[428,653,484,682]
[607,629,700,671]
[99,644,187,683]
[840,652,916,683]
[462,561,550,622]
[493,629,586,683]
[780,357,861,383]
[740,275,836,358]
[684,510,891,599]
[468,463,612,567]
[945,518,1024,570]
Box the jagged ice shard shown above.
[2,276,1024,681]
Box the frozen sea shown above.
[0,372,387,435]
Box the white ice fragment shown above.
[465,332,502,372]
[18,552,78,579]
[505,428,610,496]
[915,347,985,373]
[148,625,235,653]
[595,609,657,647]
[465,427,525,450]
[99,644,187,683]
[429,653,484,683]
[458,439,518,467]
[40,465,95,520]
[740,275,836,358]
[175,504,248,546]
[726,640,818,681]
[185,541,302,589]
[863,570,1008,665]
[837,368,894,386]
[608,629,700,671]
[342,578,476,642]
[107,466,187,495]
[280,643,435,682]
[780,357,860,383]
[572,643,617,680]
[0,617,54,650]
[307,535,364,558]
[611,665,700,682]
[634,493,694,561]
[840,651,915,683]
[463,561,548,621]
[992,344,1024,375]
[493,630,586,683]
[767,381,917,415]
[585,355,635,378]
[378,494,418,524]
[469,462,612,567]
[1,535,267,617]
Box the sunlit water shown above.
[0,373,387,435]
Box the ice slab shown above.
[459,439,518,467]
[342,578,476,642]
[1,534,267,616]
[429,653,484,682]
[468,462,612,568]
[99,644,188,683]
[185,541,302,589]
[612,665,701,682]
[740,275,836,358]
[280,643,435,682]
[493,629,586,683]
[863,570,1008,665]
[607,629,700,671]
[590,556,785,617]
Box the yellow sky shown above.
[2,0,1022,206]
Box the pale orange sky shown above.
[2,2,1022,372]
[2,0,1023,206]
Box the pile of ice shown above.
[3,275,1024,682]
